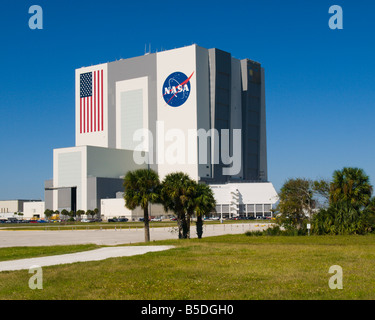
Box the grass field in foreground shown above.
[0,234,374,300]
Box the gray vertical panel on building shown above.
[107,54,157,171]
[44,180,53,210]
[230,57,243,179]
[259,67,268,181]
[241,60,262,181]
[209,49,232,183]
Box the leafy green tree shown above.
[76,210,85,221]
[312,179,330,208]
[160,172,195,239]
[275,178,314,230]
[60,209,69,221]
[86,210,96,220]
[93,208,99,219]
[69,211,75,221]
[123,169,160,242]
[44,209,54,220]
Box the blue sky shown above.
[0,0,374,200]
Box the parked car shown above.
[81,219,91,223]
[170,217,177,221]
[138,218,151,222]
[108,218,118,223]
[151,218,162,222]
[117,218,128,222]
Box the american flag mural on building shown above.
[80,70,104,133]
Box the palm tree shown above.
[160,172,195,239]
[44,209,54,221]
[61,209,69,221]
[192,182,216,239]
[123,169,160,242]
[328,167,373,234]
[76,210,85,221]
[93,208,99,220]
[330,167,372,209]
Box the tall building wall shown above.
[208,48,232,183]
[73,44,268,183]
[48,44,268,211]
[240,60,267,181]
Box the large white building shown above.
[45,44,278,215]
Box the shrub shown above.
[245,230,263,237]
[245,225,308,237]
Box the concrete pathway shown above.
[0,223,270,248]
[0,246,175,272]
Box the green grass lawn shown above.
[0,244,102,262]
[0,234,374,300]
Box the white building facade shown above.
[45,44,277,213]
[210,182,278,219]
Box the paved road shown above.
[0,223,270,248]
[0,246,175,272]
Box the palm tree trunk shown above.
[196,215,203,239]
[144,205,150,242]
[177,213,183,239]
[182,215,189,239]
[186,213,191,239]
[178,212,189,239]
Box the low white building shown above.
[100,182,279,220]
[23,201,45,219]
[210,182,279,219]
[0,200,41,219]
[100,196,166,221]
[100,198,133,220]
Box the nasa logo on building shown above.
[162,71,194,107]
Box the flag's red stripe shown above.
[93,71,96,132]
[101,69,104,132]
[97,70,100,132]
[91,96,92,132]
[97,71,100,132]
[87,96,89,133]
[90,90,93,132]
[82,98,86,133]
[86,97,88,133]
[80,98,82,134]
